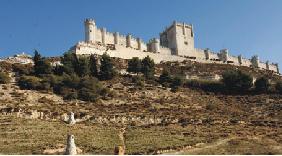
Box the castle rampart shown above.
[73,18,280,75]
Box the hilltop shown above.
[0,53,281,154]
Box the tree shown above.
[99,53,115,80]
[141,56,155,79]
[53,65,64,75]
[0,72,10,84]
[33,50,52,76]
[255,77,270,92]
[222,70,253,92]
[61,51,77,75]
[275,81,282,94]
[33,50,41,65]
[76,57,90,77]
[89,55,98,77]
[127,57,142,74]
[159,69,171,87]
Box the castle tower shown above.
[84,19,96,43]
[251,55,259,68]
[220,49,229,62]
[204,48,210,60]
[148,38,160,53]
[160,21,194,56]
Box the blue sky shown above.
[0,0,281,67]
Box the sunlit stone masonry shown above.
[70,18,280,74]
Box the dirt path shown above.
[162,137,232,155]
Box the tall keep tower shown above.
[84,19,96,42]
[160,21,194,56]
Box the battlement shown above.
[84,18,95,24]
[72,18,280,75]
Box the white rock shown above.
[65,134,77,155]
[68,112,76,125]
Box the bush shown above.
[132,75,145,87]
[222,70,253,92]
[99,53,115,80]
[275,81,282,94]
[62,73,80,89]
[170,76,184,92]
[12,63,33,75]
[33,50,53,76]
[159,69,172,88]
[184,79,224,92]
[61,51,77,75]
[59,87,78,100]
[89,55,98,77]
[0,72,10,84]
[78,76,104,101]
[75,57,90,77]
[141,56,155,79]
[254,77,270,92]
[18,76,42,90]
[127,57,142,74]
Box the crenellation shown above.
[220,49,229,62]
[114,32,119,44]
[126,34,132,47]
[251,55,259,68]
[73,18,280,74]
[101,27,106,44]
[204,48,210,60]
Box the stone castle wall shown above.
[78,19,280,74]
[72,42,279,74]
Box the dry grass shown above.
[0,115,122,154]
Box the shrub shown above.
[99,53,115,80]
[0,72,10,84]
[39,81,51,91]
[18,76,42,90]
[141,56,155,79]
[254,77,270,92]
[132,75,145,87]
[170,76,184,92]
[159,69,171,88]
[222,70,253,92]
[0,61,13,72]
[78,76,104,102]
[62,73,80,89]
[53,65,64,75]
[61,51,77,75]
[275,81,282,94]
[12,63,33,75]
[33,50,53,76]
[75,57,90,77]
[59,87,78,100]
[184,79,224,92]
[127,57,142,74]
[89,54,99,77]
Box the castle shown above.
[70,19,280,74]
